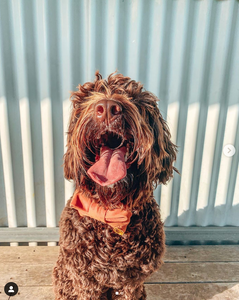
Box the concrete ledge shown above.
[0,226,239,243]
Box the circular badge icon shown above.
[223,144,236,157]
[4,282,18,297]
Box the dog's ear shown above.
[64,108,77,181]
[151,109,178,185]
[134,92,178,186]
[63,90,86,182]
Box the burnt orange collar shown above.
[70,191,132,235]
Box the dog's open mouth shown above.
[87,131,134,186]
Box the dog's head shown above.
[64,71,177,209]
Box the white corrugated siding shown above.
[0,0,238,244]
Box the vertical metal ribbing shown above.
[125,0,142,80]
[223,1,239,226]
[34,0,50,228]
[0,95,17,234]
[0,140,7,227]
[40,95,56,240]
[158,0,175,120]
[195,1,239,227]
[70,0,85,89]
[35,0,56,246]
[117,1,130,75]
[138,0,154,85]
[225,117,239,226]
[147,0,165,95]
[0,0,239,244]
[0,94,17,230]
[0,0,25,246]
[158,0,180,221]
[206,1,239,226]
[148,0,165,207]
[15,0,41,246]
[60,0,75,204]
[45,1,65,227]
[189,0,219,226]
[103,0,120,77]
[60,0,72,102]
[83,0,92,82]
[94,0,104,75]
[0,15,8,229]
[154,0,175,211]
[45,1,65,242]
[64,0,80,202]
[169,0,197,226]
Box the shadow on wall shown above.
[163,204,239,245]
[175,203,239,227]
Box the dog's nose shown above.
[94,100,122,124]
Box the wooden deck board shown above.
[0,284,238,300]
[164,245,239,262]
[0,262,238,286]
[145,283,239,300]
[0,245,238,299]
[1,245,239,263]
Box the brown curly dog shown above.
[52,71,177,300]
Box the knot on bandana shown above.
[70,191,132,235]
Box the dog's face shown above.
[64,72,177,209]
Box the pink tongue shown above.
[87,146,127,186]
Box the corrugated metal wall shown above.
[0,0,239,244]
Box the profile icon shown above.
[8,286,14,293]
[4,282,18,297]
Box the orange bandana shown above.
[70,191,132,235]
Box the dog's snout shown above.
[95,100,122,124]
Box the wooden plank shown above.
[1,245,239,264]
[1,227,239,243]
[145,283,239,300]
[0,245,239,300]
[0,262,238,286]
[0,284,238,300]
[0,246,59,264]
[147,262,239,283]
[0,286,54,300]
[0,264,54,286]
[164,245,239,262]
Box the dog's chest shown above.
[77,211,150,268]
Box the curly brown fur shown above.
[52,71,177,299]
